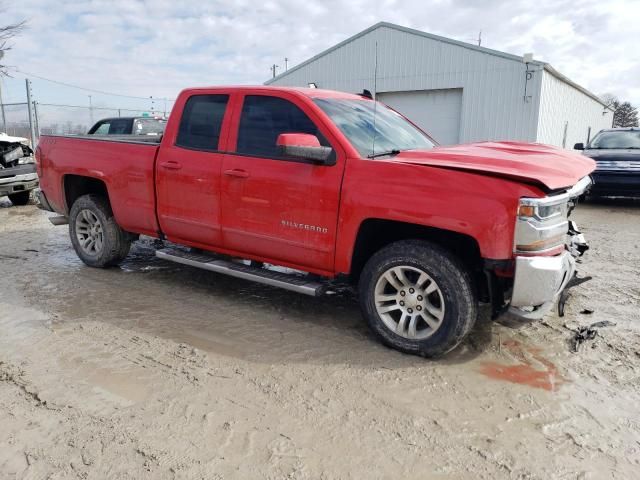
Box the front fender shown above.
[334,160,544,273]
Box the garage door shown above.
[378,89,463,146]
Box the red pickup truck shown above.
[35,86,595,357]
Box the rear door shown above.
[220,93,345,272]
[155,94,231,246]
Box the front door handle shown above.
[224,169,249,178]
[159,161,182,170]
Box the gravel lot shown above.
[1,197,639,479]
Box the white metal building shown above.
[266,22,613,147]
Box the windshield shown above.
[313,98,435,158]
[588,130,640,149]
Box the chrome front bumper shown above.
[508,252,576,319]
[508,219,588,320]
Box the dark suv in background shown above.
[575,128,640,197]
[88,116,167,136]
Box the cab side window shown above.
[176,95,229,151]
[236,95,325,158]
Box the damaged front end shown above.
[507,176,592,319]
[486,176,593,320]
[0,133,39,199]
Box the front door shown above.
[220,93,344,272]
[155,94,230,246]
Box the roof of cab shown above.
[180,85,368,100]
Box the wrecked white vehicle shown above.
[0,133,38,205]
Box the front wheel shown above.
[69,194,131,268]
[359,240,477,357]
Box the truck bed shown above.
[38,134,161,236]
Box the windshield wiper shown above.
[367,149,401,159]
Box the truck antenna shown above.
[371,41,379,157]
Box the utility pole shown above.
[88,95,93,124]
[163,97,167,117]
[33,101,40,137]
[25,79,37,148]
[284,57,289,71]
[0,77,6,133]
[270,64,279,78]
[478,31,482,46]
[0,52,5,133]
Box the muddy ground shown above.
[0,197,639,479]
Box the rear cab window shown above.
[176,95,229,151]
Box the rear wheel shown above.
[69,194,131,268]
[359,240,477,357]
[8,191,31,206]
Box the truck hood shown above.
[391,141,596,191]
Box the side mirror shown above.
[277,133,332,164]
[573,143,584,150]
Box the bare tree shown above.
[600,93,618,109]
[599,93,639,128]
[0,7,26,76]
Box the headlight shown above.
[514,197,568,254]
[514,176,592,255]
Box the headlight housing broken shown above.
[513,176,592,255]
[514,197,569,254]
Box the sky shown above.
[1,0,639,129]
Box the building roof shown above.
[266,22,610,108]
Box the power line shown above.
[12,68,175,102]
[37,102,149,112]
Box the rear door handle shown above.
[224,169,249,178]
[159,161,182,170]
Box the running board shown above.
[155,247,326,296]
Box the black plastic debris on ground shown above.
[571,321,616,353]
[558,275,593,317]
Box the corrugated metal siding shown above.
[537,71,612,148]
[378,89,463,144]
[269,25,541,143]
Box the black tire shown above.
[8,190,31,206]
[69,194,131,268]
[359,240,477,358]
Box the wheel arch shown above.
[63,174,110,214]
[349,218,483,283]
